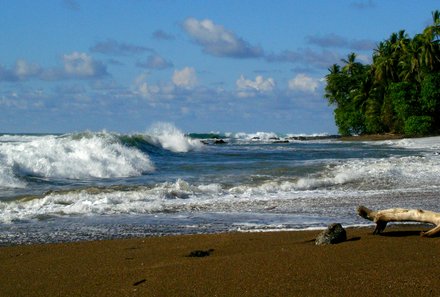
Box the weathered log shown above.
[357,205,440,237]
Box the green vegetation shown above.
[325,11,440,136]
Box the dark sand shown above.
[1,225,439,297]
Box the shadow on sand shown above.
[379,230,425,237]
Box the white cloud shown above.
[63,52,107,78]
[134,68,198,101]
[0,59,42,81]
[236,75,275,98]
[133,73,177,101]
[236,75,275,91]
[134,73,160,98]
[172,67,197,88]
[183,18,263,58]
[14,60,41,79]
[0,54,107,82]
[288,74,320,93]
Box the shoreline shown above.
[340,133,406,141]
[1,225,439,297]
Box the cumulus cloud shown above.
[0,88,49,110]
[136,54,173,70]
[0,60,41,81]
[236,75,275,98]
[63,52,108,79]
[134,73,159,98]
[15,60,41,78]
[132,67,198,102]
[133,73,176,101]
[90,39,153,56]
[172,67,197,88]
[182,17,263,58]
[288,74,320,93]
[236,75,275,91]
[6,53,108,81]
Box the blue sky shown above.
[1,0,439,134]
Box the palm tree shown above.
[373,37,401,85]
[399,38,421,83]
[324,64,343,105]
[328,64,340,75]
[431,10,440,33]
[395,30,410,53]
[353,68,372,111]
[419,32,438,72]
[423,12,440,71]
[341,53,361,75]
[325,10,440,136]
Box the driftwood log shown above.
[357,205,440,237]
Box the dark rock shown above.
[315,223,347,245]
[214,139,227,144]
[133,279,146,286]
[289,136,306,141]
[287,135,341,141]
[186,249,214,257]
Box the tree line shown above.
[325,11,440,136]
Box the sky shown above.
[1,0,439,134]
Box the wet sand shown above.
[1,225,439,297]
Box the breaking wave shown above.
[144,122,203,153]
[0,133,154,185]
[2,127,440,231]
[0,123,207,188]
[2,150,440,223]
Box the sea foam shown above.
[2,150,440,223]
[145,122,203,153]
[0,133,154,183]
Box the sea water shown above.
[1,122,440,245]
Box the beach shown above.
[2,133,440,296]
[1,225,439,297]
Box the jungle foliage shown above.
[325,11,440,136]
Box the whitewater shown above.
[1,122,440,245]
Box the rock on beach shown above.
[315,223,347,245]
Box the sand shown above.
[1,225,439,297]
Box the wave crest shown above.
[145,122,203,153]
[0,133,154,183]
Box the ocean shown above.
[1,122,440,245]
